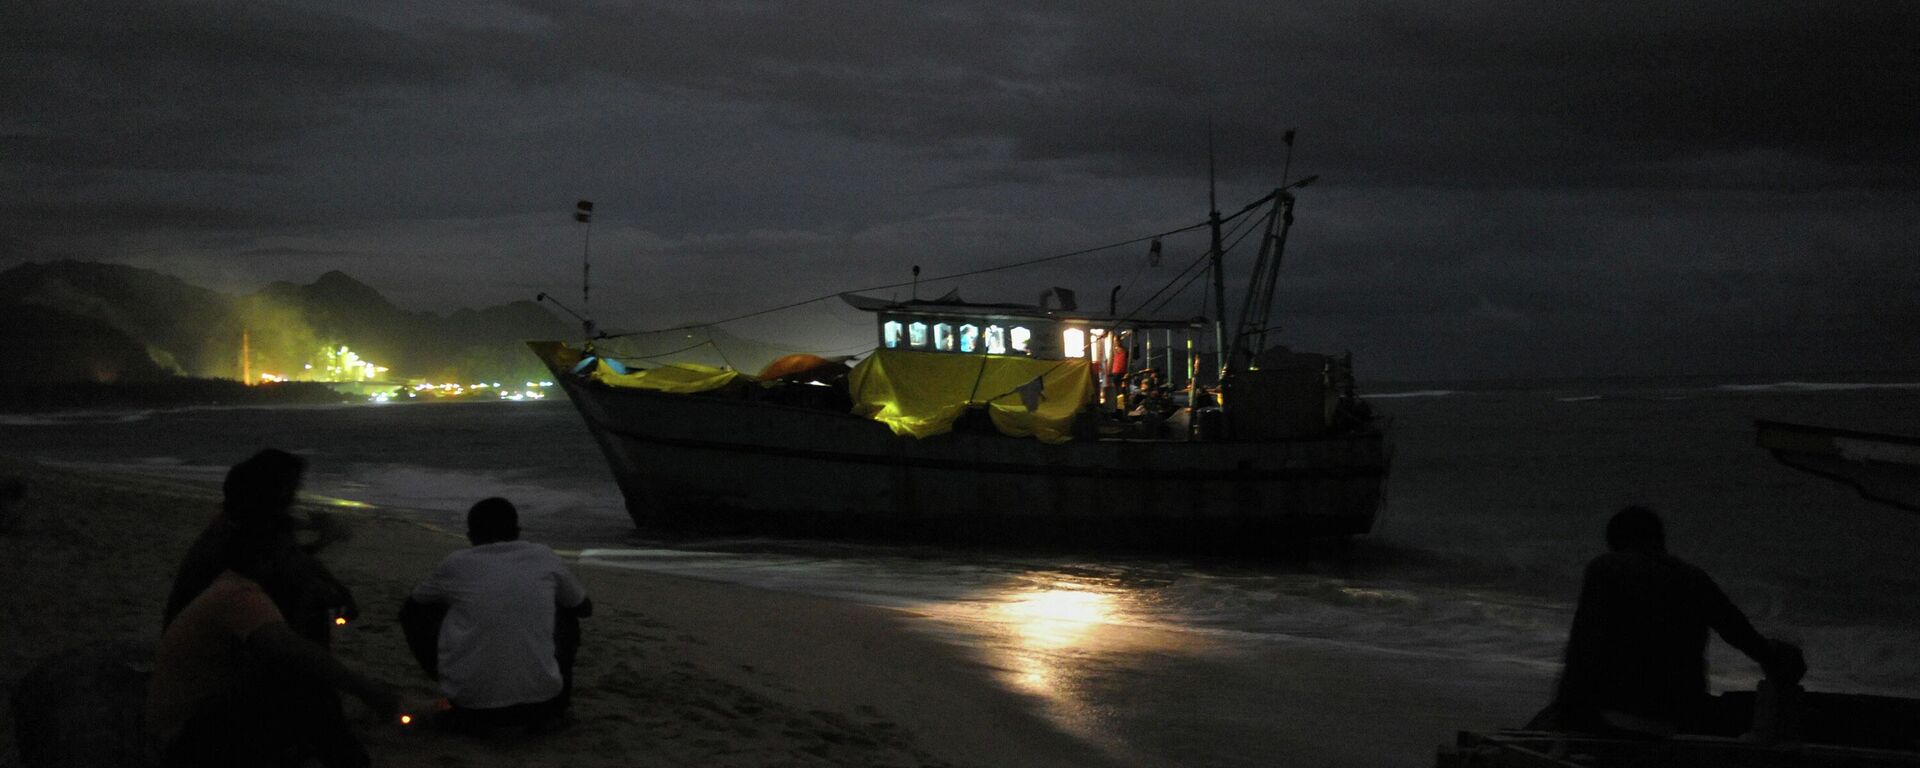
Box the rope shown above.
[977,361,1074,405]
[595,190,1279,340]
[1118,202,1273,323]
[610,338,715,361]
[1130,250,1212,317]
[1149,260,1213,316]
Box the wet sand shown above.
[0,457,1118,767]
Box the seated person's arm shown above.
[409,561,457,606]
[245,622,400,720]
[1699,572,1802,681]
[396,595,449,680]
[556,564,591,618]
[300,511,353,554]
[294,554,359,622]
[1704,585,1768,659]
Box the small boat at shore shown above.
[1755,419,1920,512]
[1432,421,1920,766]
[531,186,1391,552]
[1437,689,1920,767]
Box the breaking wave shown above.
[0,410,156,426]
[309,462,631,539]
[1365,389,1458,400]
[1718,381,1920,394]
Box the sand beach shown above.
[0,456,1122,767]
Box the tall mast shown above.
[1207,121,1228,384]
[1254,176,1315,355]
[1227,192,1284,373]
[575,200,596,337]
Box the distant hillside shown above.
[0,261,572,385]
[0,302,172,385]
[0,261,243,379]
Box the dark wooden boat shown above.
[532,184,1392,552]
[1756,419,1920,512]
[1438,689,1920,766]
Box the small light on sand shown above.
[334,616,348,626]
[399,714,413,726]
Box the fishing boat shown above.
[530,184,1391,551]
[1755,419,1920,512]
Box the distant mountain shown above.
[0,261,572,385]
[0,261,243,378]
[0,302,172,385]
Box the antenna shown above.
[1279,128,1297,188]
[575,200,596,337]
[1206,119,1228,382]
[1208,117,1218,215]
[536,291,591,329]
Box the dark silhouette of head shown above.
[1606,504,1666,553]
[467,497,520,545]
[222,449,305,529]
[212,450,308,583]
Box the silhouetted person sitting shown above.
[402,498,591,732]
[1544,505,1805,737]
[164,449,357,646]
[146,494,398,768]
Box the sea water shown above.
[5,377,1917,765]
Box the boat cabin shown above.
[840,290,1368,441]
[841,291,1210,405]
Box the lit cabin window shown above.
[882,321,904,349]
[984,325,1007,354]
[1010,326,1032,354]
[1089,329,1107,363]
[933,323,956,352]
[958,324,980,353]
[1063,328,1087,358]
[908,321,929,348]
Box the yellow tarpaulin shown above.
[588,359,742,393]
[848,350,1092,443]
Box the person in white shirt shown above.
[402,497,591,731]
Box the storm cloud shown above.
[4,1,1915,379]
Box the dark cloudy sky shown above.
[5,1,1915,380]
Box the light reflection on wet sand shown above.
[903,569,1218,763]
[994,582,1117,696]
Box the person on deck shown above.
[1544,505,1805,736]
[402,497,592,731]
[146,502,398,768]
